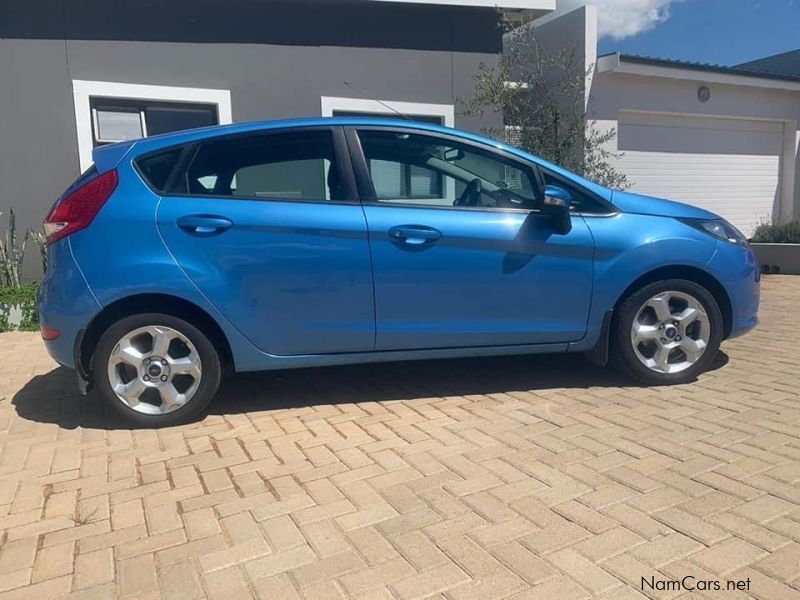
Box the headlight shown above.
[679,218,749,246]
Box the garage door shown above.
[614,112,783,236]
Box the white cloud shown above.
[556,0,679,40]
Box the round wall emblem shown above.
[697,85,711,103]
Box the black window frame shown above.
[134,126,359,205]
[345,126,546,215]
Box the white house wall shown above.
[589,71,800,227]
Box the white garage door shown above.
[615,112,783,236]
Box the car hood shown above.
[611,190,719,220]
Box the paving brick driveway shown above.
[0,276,798,600]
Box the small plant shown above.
[29,229,48,274]
[71,507,99,526]
[750,221,800,244]
[0,282,38,332]
[0,209,29,287]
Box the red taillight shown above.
[40,325,60,340]
[44,169,118,244]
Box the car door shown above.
[156,126,375,356]
[346,126,595,351]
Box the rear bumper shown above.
[707,242,760,339]
[37,239,102,369]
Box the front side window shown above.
[182,130,346,202]
[357,130,539,210]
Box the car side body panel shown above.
[363,205,595,350]
[38,117,760,381]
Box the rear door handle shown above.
[177,215,233,235]
[388,225,442,245]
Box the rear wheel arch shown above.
[80,294,234,376]
[613,266,733,339]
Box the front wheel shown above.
[93,313,222,426]
[612,279,724,385]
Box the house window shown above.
[72,81,232,171]
[91,99,218,146]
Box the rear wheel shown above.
[94,313,221,426]
[612,279,723,385]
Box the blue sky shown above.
[589,0,800,66]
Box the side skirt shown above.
[236,342,571,373]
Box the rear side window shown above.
[136,148,183,192]
[181,130,347,202]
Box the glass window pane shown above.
[184,130,345,202]
[370,160,405,199]
[145,105,217,136]
[357,130,538,209]
[95,109,143,142]
[136,148,183,191]
[409,165,439,197]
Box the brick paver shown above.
[0,275,798,599]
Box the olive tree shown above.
[461,18,629,190]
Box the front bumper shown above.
[707,241,760,339]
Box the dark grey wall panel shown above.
[2,0,503,53]
[0,1,503,277]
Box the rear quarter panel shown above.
[68,160,268,371]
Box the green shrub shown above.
[0,282,38,332]
[750,221,800,244]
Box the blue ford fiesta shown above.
[39,117,760,426]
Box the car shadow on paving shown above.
[11,351,728,431]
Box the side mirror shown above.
[541,185,572,235]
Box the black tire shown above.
[93,313,222,427]
[611,279,724,385]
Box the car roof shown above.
[126,116,505,154]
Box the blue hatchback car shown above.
[39,117,760,426]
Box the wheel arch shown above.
[79,293,235,377]
[613,265,733,339]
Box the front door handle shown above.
[177,215,233,235]
[388,225,442,245]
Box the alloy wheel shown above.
[106,325,202,415]
[630,290,711,374]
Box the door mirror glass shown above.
[542,185,572,235]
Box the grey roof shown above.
[600,52,800,83]
[737,49,800,78]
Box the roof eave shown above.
[597,52,800,92]
[368,0,555,9]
